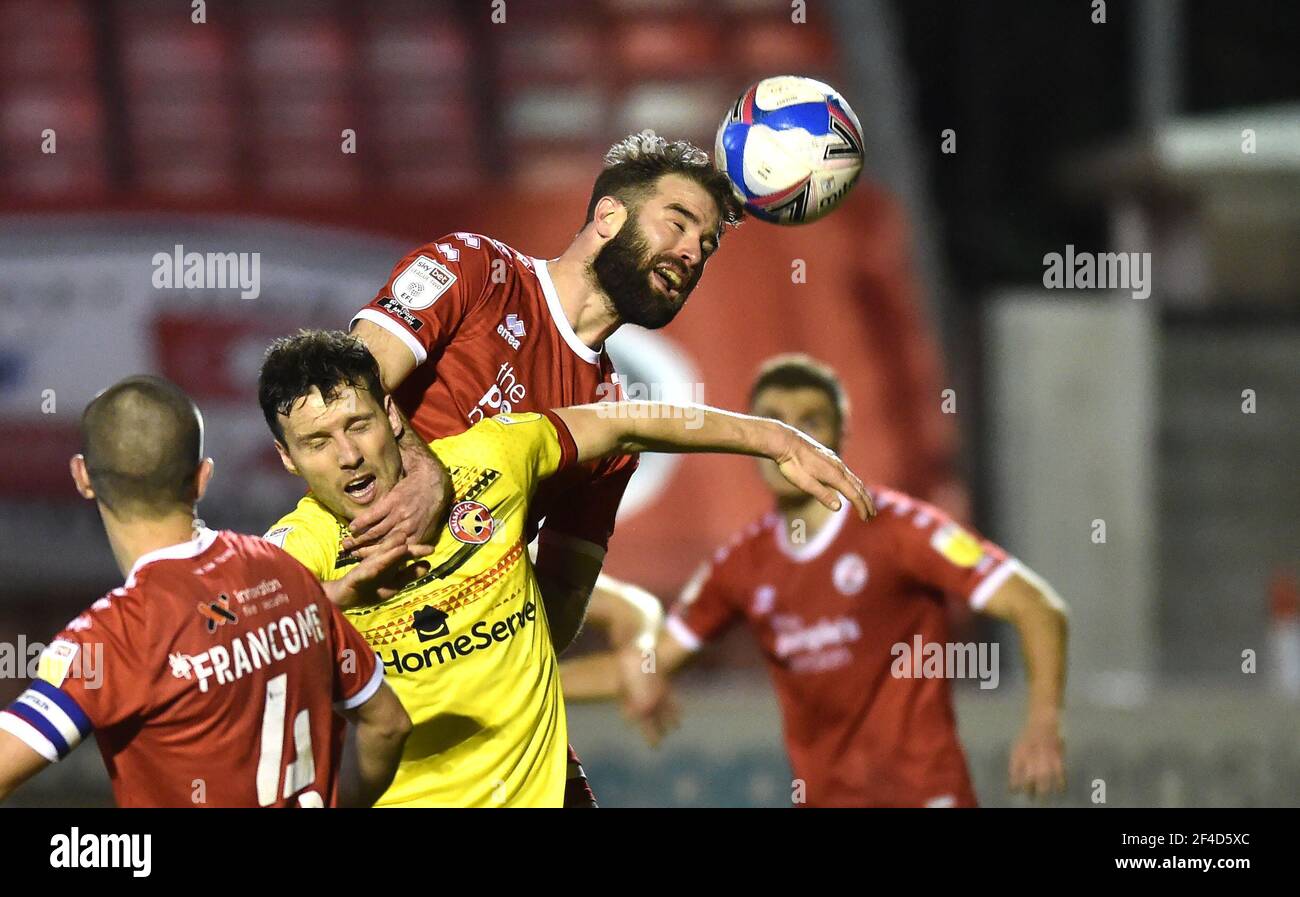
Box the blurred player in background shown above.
[258,331,870,807]
[563,355,1069,807]
[345,129,744,805]
[0,376,410,807]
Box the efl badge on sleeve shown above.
[393,255,456,310]
[36,639,81,688]
[930,522,984,569]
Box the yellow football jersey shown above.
[264,412,574,807]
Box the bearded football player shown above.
[344,130,744,805]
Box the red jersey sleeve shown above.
[538,409,579,473]
[880,489,1019,610]
[320,594,382,711]
[351,232,504,367]
[666,557,742,651]
[0,593,142,762]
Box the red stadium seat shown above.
[362,16,473,82]
[0,89,107,196]
[613,80,733,147]
[735,18,839,74]
[244,20,351,79]
[499,25,604,82]
[614,17,725,78]
[0,0,94,83]
[503,83,608,143]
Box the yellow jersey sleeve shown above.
[435,411,575,497]
[262,498,341,580]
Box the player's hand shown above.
[615,646,680,748]
[343,444,451,559]
[771,425,875,521]
[1008,718,1066,799]
[326,541,436,610]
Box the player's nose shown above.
[675,240,700,272]
[336,436,364,468]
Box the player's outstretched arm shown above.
[337,680,412,808]
[980,566,1069,799]
[558,575,681,746]
[561,599,694,748]
[0,730,52,804]
[551,403,876,520]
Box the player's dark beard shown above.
[591,217,696,330]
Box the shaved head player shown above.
[0,376,410,807]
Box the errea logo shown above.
[497,314,526,349]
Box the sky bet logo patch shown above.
[392,254,456,310]
[413,605,450,641]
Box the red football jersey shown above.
[352,232,637,553]
[0,529,382,808]
[667,487,1021,808]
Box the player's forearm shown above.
[534,534,605,655]
[339,686,411,808]
[589,574,663,650]
[559,651,625,701]
[1011,587,1069,726]
[0,732,51,803]
[537,576,593,655]
[620,404,790,458]
[394,404,435,462]
[563,403,790,463]
[339,720,408,808]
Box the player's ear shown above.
[592,196,627,241]
[384,395,403,440]
[275,441,300,478]
[69,454,95,500]
[194,457,215,502]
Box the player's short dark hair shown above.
[749,354,850,438]
[258,329,386,444]
[586,130,744,233]
[81,375,204,518]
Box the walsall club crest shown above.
[448,500,495,544]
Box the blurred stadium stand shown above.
[0,0,844,197]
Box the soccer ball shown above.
[715,76,864,225]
